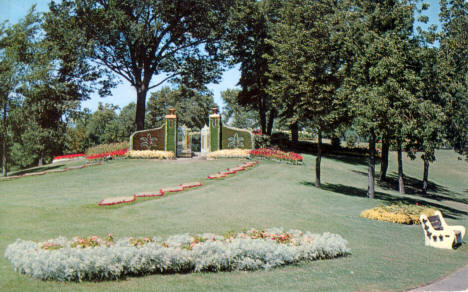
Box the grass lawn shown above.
[0,150,467,291]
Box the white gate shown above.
[200,125,210,156]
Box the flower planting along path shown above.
[98,160,259,206]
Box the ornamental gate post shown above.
[200,124,210,156]
[165,108,177,153]
[209,107,221,152]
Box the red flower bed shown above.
[249,148,303,164]
[53,153,85,161]
[86,149,128,160]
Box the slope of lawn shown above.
[0,150,467,291]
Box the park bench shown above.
[420,210,465,249]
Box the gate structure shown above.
[177,125,192,158]
[129,107,254,158]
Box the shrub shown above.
[254,134,271,149]
[5,228,350,281]
[126,150,175,159]
[207,149,250,159]
[360,202,437,224]
[344,132,358,148]
[85,142,128,156]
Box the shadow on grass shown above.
[378,173,468,205]
[300,181,468,219]
[285,141,370,166]
[10,164,64,176]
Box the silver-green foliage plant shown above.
[5,228,350,281]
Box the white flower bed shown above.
[4,228,350,282]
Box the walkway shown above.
[408,264,468,292]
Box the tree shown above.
[0,9,42,173]
[146,86,216,130]
[85,103,120,146]
[227,0,282,135]
[438,0,468,155]
[221,88,258,129]
[117,102,136,141]
[45,0,234,131]
[266,0,351,188]
[343,0,420,197]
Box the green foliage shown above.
[46,0,234,130]
[221,89,258,129]
[221,126,254,150]
[85,142,128,156]
[146,86,216,130]
[226,0,281,135]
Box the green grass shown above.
[1,151,467,291]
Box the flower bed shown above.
[98,195,136,206]
[52,153,85,163]
[86,149,128,160]
[250,148,303,165]
[360,202,438,224]
[125,150,175,159]
[207,149,250,159]
[4,228,350,281]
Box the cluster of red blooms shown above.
[249,148,303,164]
[53,153,85,160]
[86,149,128,160]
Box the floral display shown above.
[98,195,136,206]
[135,191,164,198]
[206,149,250,159]
[125,150,175,159]
[86,149,128,160]
[207,172,227,179]
[250,148,303,164]
[180,182,203,189]
[52,153,85,163]
[85,142,128,156]
[5,228,350,281]
[360,202,438,224]
[208,161,258,179]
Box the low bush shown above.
[126,150,175,159]
[207,149,250,159]
[360,202,437,224]
[85,142,128,156]
[5,228,350,281]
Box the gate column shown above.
[165,108,177,153]
[209,107,221,152]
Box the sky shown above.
[1,0,441,112]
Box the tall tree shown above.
[343,0,420,197]
[227,0,282,135]
[438,0,468,155]
[0,9,41,173]
[45,0,234,130]
[266,0,351,188]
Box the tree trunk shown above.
[315,129,322,188]
[368,129,376,199]
[135,84,148,131]
[38,156,43,167]
[259,112,266,136]
[290,122,298,145]
[266,109,276,136]
[379,135,389,181]
[397,141,405,194]
[2,100,7,177]
[422,158,429,195]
